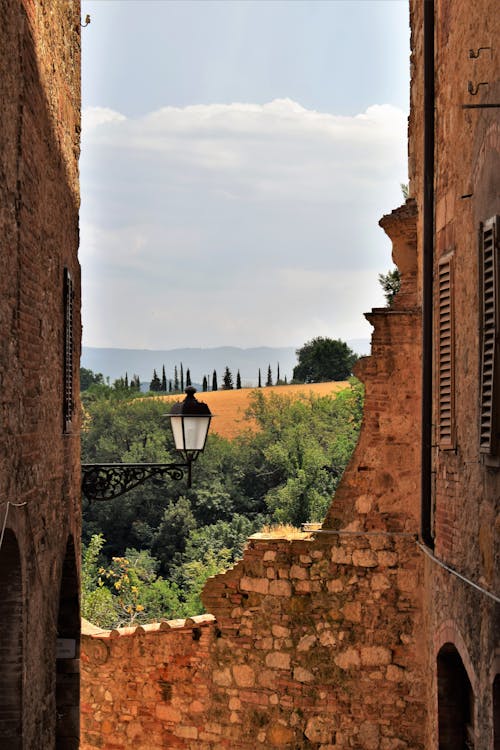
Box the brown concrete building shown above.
[0,1,81,748]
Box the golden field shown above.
[153,381,350,440]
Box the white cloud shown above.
[80,99,407,348]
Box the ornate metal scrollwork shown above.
[81,463,187,501]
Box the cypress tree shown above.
[186,368,192,387]
[202,375,208,392]
[258,368,262,388]
[236,370,242,389]
[150,369,161,392]
[168,379,173,392]
[266,364,273,387]
[124,372,129,389]
[180,363,184,392]
[222,366,233,390]
[277,363,280,384]
[161,365,167,392]
[174,366,179,392]
[212,370,218,392]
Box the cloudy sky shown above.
[80,0,410,350]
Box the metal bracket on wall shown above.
[468,81,489,96]
[81,462,188,501]
[469,47,492,59]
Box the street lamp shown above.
[81,387,213,501]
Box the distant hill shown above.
[81,340,370,386]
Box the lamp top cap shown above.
[170,386,212,417]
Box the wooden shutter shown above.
[438,256,454,448]
[63,268,74,432]
[479,216,500,454]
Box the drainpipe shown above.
[421,0,435,549]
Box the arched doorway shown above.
[0,529,23,748]
[56,536,80,750]
[494,673,500,750]
[437,642,475,749]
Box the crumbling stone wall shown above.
[81,197,427,748]
[0,1,81,747]
[82,530,425,750]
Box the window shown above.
[63,268,74,433]
[479,216,500,456]
[438,254,454,448]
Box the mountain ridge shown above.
[81,340,371,385]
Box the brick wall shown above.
[409,1,500,747]
[0,1,81,746]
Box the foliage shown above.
[293,337,358,383]
[266,364,273,386]
[222,366,233,390]
[80,367,104,391]
[378,267,401,306]
[150,369,161,392]
[81,380,364,625]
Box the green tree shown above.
[266,364,273,386]
[378,267,401,306]
[293,337,357,383]
[174,366,179,392]
[149,368,161,392]
[222,366,233,390]
[180,363,184,392]
[236,370,242,389]
[212,370,218,391]
[161,365,167,392]
[202,375,208,392]
[80,367,105,391]
[258,368,262,388]
[186,368,192,387]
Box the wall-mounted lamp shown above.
[82,387,212,501]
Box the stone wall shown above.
[81,195,428,749]
[0,1,81,747]
[82,530,425,750]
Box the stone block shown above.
[265,651,291,670]
[360,646,392,666]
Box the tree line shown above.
[81,337,358,397]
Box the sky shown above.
[80,0,410,350]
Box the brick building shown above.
[0,1,81,748]
[81,2,499,748]
[1,0,497,748]
[409,0,500,746]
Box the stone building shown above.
[0,1,81,748]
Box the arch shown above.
[494,673,500,750]
[437,642,475,749]
[55,536,80,750]
[0,529,23,748]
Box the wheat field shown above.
[153,381,350,439]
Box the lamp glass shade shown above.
[170,414,211,453]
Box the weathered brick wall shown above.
[409,1,500,747]
[0,1,81,747]
[81,196,427,748]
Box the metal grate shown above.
[438,257,454,447]
[63,268,74,432]
[479,217,499,454]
